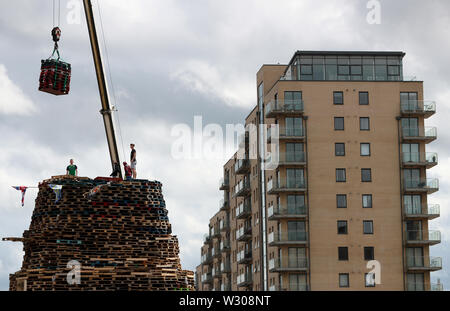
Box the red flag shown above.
[12,186,28,207]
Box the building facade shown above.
[195,51,442,291]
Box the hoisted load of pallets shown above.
[39,27,71,96]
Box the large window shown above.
[285,117,303,136]
[407,273,424,291]
[286,168,305,188]
[334,117,344,130]
[402,143,419,162]
[400,92,418,111]
[336,169,346,182]
[284,91,303,110]
[288,248,307,268]
[335,143,345,156]
[287,195,306,214]
[339,273,349,288]
[288,221,306,241]
[404,195,422,215]
[336,194,347,208]
[337,221,348,234]
[286,143,305,162]
[404,169,421,188]
[401,118,419,137]
[289,274,307,291]
[406,247,424,267]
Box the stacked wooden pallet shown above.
[8,175,194,291]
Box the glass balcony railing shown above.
[265,99,304,117]
[268,231,308,245]
[405,230,441,244]
[406,256,442,270]
[234,179,251,197]
[203,233,212,244]
[268,205,307,218]
[267,178,307,193]
[237,272,252,286]
[235,201,251,219]
[219,177,229,190]
[267,126,305,142]
[402,152,438,166]
[266,151,306,166]
[431,283,444,291]
[401,127,437,140]
[404,204,440,218]
[401,100,436,115]
[268,257,308,271]
[403,178,439,192]
[269,284,308,291]
[407,282,444,291]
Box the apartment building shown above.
[195,51,442,291]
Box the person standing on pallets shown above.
[130,144,137,179]
[66,159,78,177]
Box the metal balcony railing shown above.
[220,261,231,273]
[268,204,307,219]
[267,178,307,194]
[219,177,229,190]
[220,240,231,252]
[401,127,437,141]
[266,151,306,167]
[268,231,308,245]
[212,246,221,258]
[237,249,252,264]
[235,201,251,219]
[404,204,440,219]
[212,267,222,278]
[268,258,308,272]
[201,272,213,283]
[402,152,438,167]
[234,158,250,174]
[405,230,441,244]
[234,178,251,197]
[401,100,436,115]
[403,178,439,193]
[269,284,308,291]
[406,256,442,270]
[220,283,232,291]
[211,226,221,238]
[203,233,212,244]
[406,282,444,291]
[236,272,252,286]
[219,198,229,211]
[235,225,252,241]
[265,99,304,117]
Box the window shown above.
[336,169,346,182]
[359,92,369,105]
[333,92,344,105]
[335,143,345,156]
[287,195,306,214]
[363,221,374,234]
[362,194,372,208]
[406,247,424,267]
[364,247,374,260]
[286,143,305,162]
[361,169,372,182]
[339,273,349,288]
[360,117,370,130]
[337,221,348,234]
[365,273,376,287]
[338,247,348,260]
[360,143,371,156]
[334,117,344,130]
[407,273,424,291]
[286,168,305,188]
[286,117,303,136]
[336,194,347,208]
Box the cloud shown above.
[0,64,35,116]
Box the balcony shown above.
[220,240,231,253]
[219,218,230,232]
[267,179,307,195]
[268,231,308,246]
[265,99,304,118]
[219,177,230,190]
[268,205,307,220]
[212,246,221,259]
[404,204,440,220]
[201,272,213,284]
[269,284,308,291]
[405,230,441,246]
[236,272,252,287]
[212,267,222,279]
[211,226,221,239]
[234,179,251,198]
[220,283,232,291]
[236,225,252,242]
[406,282,444,291]
[406,256,442,271]
[403,178,439,194]
[220,261,231,274]
[203,233,212,245]
[237,249,252,264]
[401,152,438,168]
[201,252,213,265]
[219,198,229,211]
[235,158,250,175]
[238,132,249,149]
[401,100,436,118]
[266,151,306,168]
[235,201,251,219]
[401,127,437,143]
[268,257,308,273]
[267,126,305,143]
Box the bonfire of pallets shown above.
[5,175,194,291]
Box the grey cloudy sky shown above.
[0,0,449,290]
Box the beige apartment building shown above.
[195,51,442,291]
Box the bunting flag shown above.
[12,186,28,207]
[83,182,111,199]
[48,184,63,203]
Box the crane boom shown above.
[83,0,122,178]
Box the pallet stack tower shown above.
[6,175,194,291]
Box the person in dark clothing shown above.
[123,162,132,181]
[130,143,137,179]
